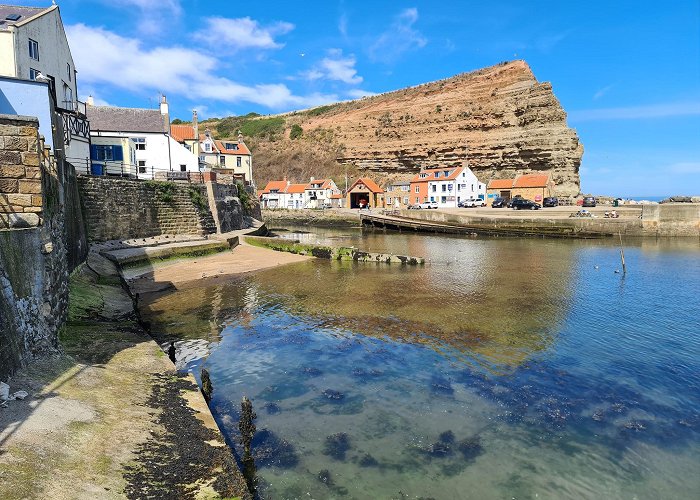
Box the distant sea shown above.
[626,195,667,202]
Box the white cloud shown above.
[319,49,362,84]
[194,17,294,50]
[369,8,427,63]
[339,13,348,37]
[569,101,700,121]
[67,24,335,110]
[593,84,614,100]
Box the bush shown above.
[289,124,303,140]
[145,180,175,203]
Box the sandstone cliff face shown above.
[286,60,582,197]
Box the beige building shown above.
[199,130,253,185]
[486,174,555,205]
[383,179,412,209]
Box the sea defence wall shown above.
[76,176,253,242]
[0,114,87,379]
[392,206,700,238]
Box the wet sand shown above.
[127,242,311,294]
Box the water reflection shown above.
[140,230,700,499]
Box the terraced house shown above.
[410,166,485,208]
[199,130,253,185]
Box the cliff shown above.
[213,61,583,197]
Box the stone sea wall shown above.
[1,115,75,380]
[77,177,219,242]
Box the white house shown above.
[0,4,90,164]
[86,96,198,178]
[304,178,339,208]
[410,166,485,208]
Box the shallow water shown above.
[141,229,700,499]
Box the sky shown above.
[22,0,700,196]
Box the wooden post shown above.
[619,232,626,274]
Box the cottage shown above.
[347,178,384,209]
[86,96,198,178]
[486,174,554,205]
[199,130,253,185]
[260,180,288,209]
[383,179,412,209]
[283,183,307,209]
[305,178,339,208]
[410,166,485,208]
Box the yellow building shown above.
[487,174,555,205]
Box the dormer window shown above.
[435,172,441,178]
[444,170,450,176]
[419,173,427,178]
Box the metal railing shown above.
[66,156,207,183]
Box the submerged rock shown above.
[438,430,455,444]
[323,389,345,401]
[457,436,484,461]
[358,453,378,467]
[323,432,351,460]
[317,469,333,485]
[251,429,299,468]
[263,402,281,415]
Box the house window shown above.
[387,197,393,204]
[435,172,441,178]
[204,143,211,152]
[67,63,71,81]
[180,164,186,172]
[219,155,225,164]
[415,196,419,203]
[94,145,114,161]
[444,171,449,176]
[237,157,242,167]
[133,138,146,150]
[457,184,461,191]
[28,39,39,61]
[442,185,447,192]
[432,185,437,192]
[419,173,427,178]
[414,186,419,193]
[29,68,40,80]
[403,196,409,205]
[448,184,453,191]
[471,183,474,190]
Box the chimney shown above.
[310,176,315,182]
[205,128,211,139]
[238,130,244,144]
[86,95,94,106]
[160,95,169,133]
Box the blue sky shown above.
[27,1,700,196]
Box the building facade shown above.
[486,174,554,205]
[384,180,412,209]
[199,130,253,185]
[0,5,78,111]
[86,96,198,178]
[304,178,339,208]
[410,166,485,208]
[347,178,384,209]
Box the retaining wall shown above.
[77,177,219,242]
[1,114,79,380]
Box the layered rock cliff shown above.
[215,61,583,197]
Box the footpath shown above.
[0,246,252,499]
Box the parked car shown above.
[468,198,486,208]
[506,196,522,208]
[491,197,506,208]
[407,204,420,210]
[511,198,541,210]
[582,196,597,207]
[419,201,439,209]
[542,197,559,207]
[458,198,484,208]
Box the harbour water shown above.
[140,228,700,499]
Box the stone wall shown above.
[1,115,72,380]
[76,176,259,242]
[0,114,43,228]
